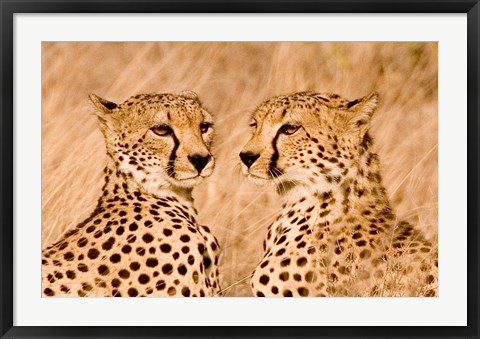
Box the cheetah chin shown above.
[169,175,204,188]
[244,173,272,186]
[168,163,215,188]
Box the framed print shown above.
[1,0,479,338]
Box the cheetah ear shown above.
[178,90,198,100]
[88,93,118,115]
[346,92,379,132]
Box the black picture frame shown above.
[1,1,479,338]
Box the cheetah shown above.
[42,91,221,297]
[239,91,437,297]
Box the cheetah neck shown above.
[279,149,394,232]
[99,156,195,207]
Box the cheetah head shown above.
[89,91,215,192]
[239,91,378,190]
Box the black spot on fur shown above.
[98,265,110,276]
[259,275,270,285]
[138,274,150,284]
[118,269,130,279]
[87,248,100,259]
[146,258,158,267]
[160,244,171,253]
[162,264,173,274]
[142,233,154,243]
[128,287,138,297]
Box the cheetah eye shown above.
[151,124,173,136]
[200,122,212,134]
[280,124,301,135]
[249,121,257,129]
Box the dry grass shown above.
[42,42,438,296]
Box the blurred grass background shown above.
[42,42,438,296]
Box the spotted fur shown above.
[240,91,437,297]
[42,91,221,297]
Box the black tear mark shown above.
[269,128,283,177]
[166,132,179,178]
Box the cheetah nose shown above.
[239,152,260,168]
[188,154,211,173]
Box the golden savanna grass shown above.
[42,42,438,296]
